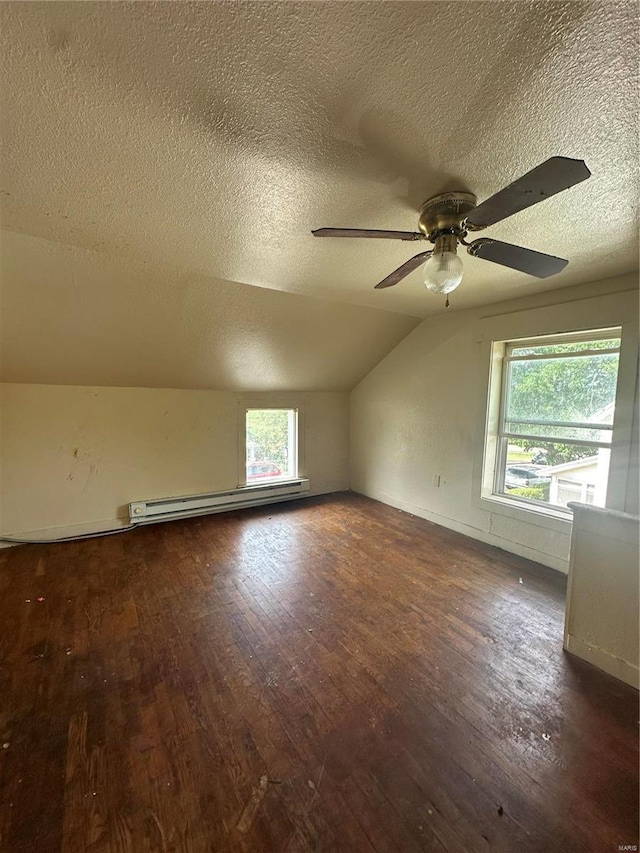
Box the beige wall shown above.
[350,274,639,572]
[0,385,349,536]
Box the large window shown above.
[491,329,621,512]
[245,408,298,483]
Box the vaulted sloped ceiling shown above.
[0,230,418,391]
[0,1,638,390]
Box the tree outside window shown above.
[493,331,621,510]
[246,409,297,482]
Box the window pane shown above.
[246,409,296,482]
[505,352,619,435]
[499,440,610,509]
[490,330,622,514]
[510,338,620,357]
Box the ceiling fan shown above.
[312,157,591,304]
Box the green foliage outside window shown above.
[507,353,618,426]
[506,337,619,467]
[246,409,291,471]
[507,484,551,502]
[508,440,593,467]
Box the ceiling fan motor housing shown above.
[418,192,478,242]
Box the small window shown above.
[245,409,298,484]
[490,329,621,512]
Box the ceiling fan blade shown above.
[467,238,568,278]
[465,157,591,229]
[374,251,433,289]
[312,228,425,241]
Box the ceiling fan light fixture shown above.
[312,157,590,292]
[423,234,463,295]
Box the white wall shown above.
[350,274,639,572]
[565,504,639,688]
[0,385,349,537]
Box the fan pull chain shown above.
[445,296,450,308]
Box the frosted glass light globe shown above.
[423,251,464,294]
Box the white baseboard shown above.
[564,633,639,689]
[0,487,350,546]
[353,487,569,573]
[0,516,132,546]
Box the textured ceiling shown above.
[0,1,638,387]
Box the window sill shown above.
[480,492,573,532]
[244,477,306,489]
[240,477,309,490]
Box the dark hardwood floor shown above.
[0,492,637,852]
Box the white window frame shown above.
[482,326,626,520]
[468,286,638,564]
[241,406,300,486]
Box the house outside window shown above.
[488,329,621,513]
[245,408,298,483]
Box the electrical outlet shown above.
[432,474,440,487]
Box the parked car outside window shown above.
[504,465,551,490]
[247,461,282,479]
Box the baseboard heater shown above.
[129,479,311,525]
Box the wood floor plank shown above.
[0,493,637,852]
